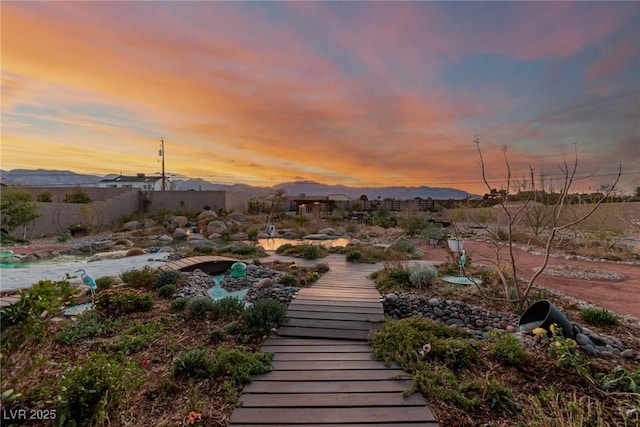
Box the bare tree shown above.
[471,137,622,312]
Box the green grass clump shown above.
[107,321,164,355]
[371,265,411,292]
[120,266,160,290]
[279,273,298,286]
[58,312,121,345]
[95,288,154,316]
[156,270,184,288]
[212,346,273,395]
[186,297,216,318]
[95,276,118,292]
[275,244,327,259]
[213,297,246,320]
[579,307,620,327]
[487,329,525,366]
[242,299,286,335]
[210,328,227,344]
[174,349,213,379]
[170,297,189,311]
[56,352,142,427]
[158,284,177,298]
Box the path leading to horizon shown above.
[229,257,439,426]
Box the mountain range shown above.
[0,169,473,199]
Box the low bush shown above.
[579,307,620,327]
[210,328,227,344]
[242,299,286,335]
[212,346,273,396]
[213,297,246,320]
[158,284,177,298]
[301,245,321,259]
[95,276,118,292]
[95,288,154,317]
[120,266,159,290]
[107,321,164,355]
[186,297,216,318]
[57,352,142,427]
[174,349,213,379]
[345,248,364,263]
[279,273,297,286]
[58,311,121,345]
[487,329,525,366]
[409,264,438,288]
[170,297,189,311]
[156,270,184,288]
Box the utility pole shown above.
[160,138,166,191]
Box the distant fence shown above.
[2,188,250,238]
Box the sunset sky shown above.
[1,1,639,195]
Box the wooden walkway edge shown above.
[229,260,440,426]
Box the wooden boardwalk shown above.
[159,255,239,274]
[230,260,439,426]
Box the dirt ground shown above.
[417,240,640,319]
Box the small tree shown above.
[473,137,621,312]
[0,187,41,239]
[36,190,52,202]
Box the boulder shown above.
[171,216,189,228]
[318,228,340,236]
[173,228,188,239]
[633,243,640,259]
[187,233,206,241]
[197,210,217,221]
[0,257,21,264]
[254,278,274,289]
[143,218,158,228]
[123,220,140,231]
[303,233,333,240]
[207,221,227,235]
[158,235,174,242]
[33,249,60,259]
[91,240,114,252]
[228,212,245,222]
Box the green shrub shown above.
[107,321,163,355]
[156,270,184,288]
[186,297,216,318]
[193,245,214,255]
[212,347,273,394]
[213,297,246,320]
[36,190,52,202]
[95,276,118,292]
[279,273,297,286]
[57,352,142,427]
[120,266,160,290]
[301,245,321,260]
[210,328,227,344]
[1,279,77,354]
[247,227,259,241]
[158,284,177,298]
[389,240,415,254]
[409,264,438,288]
[487,329,525,366]
[389,267,411,283]
[231,244,260,256]
[579,307,620,327]
[58,312,121,345]
[63,186,91,204]
[346,249,364,263]
[170,297,189,311]
[242,298,286,335]
[95,288,154,317]
[174,349,213,379]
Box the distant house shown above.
[98,173,166,191]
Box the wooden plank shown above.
[253,369,407,381]
[238,392,427,408]
[230,406,436,424]
[262,345,370,353]
[263,337,364,346]
[289,299,381,308]
[230,424,439,427]
[277,326,370,340]
[243,380,413,394]
[272,360,392,370]
[273,352,374,361]
[283,318,382,331]
[286,305,382,315]
[298,289,380,296]
[294,295,381,303]
[286,310,384,322]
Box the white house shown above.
[98,173,167,191]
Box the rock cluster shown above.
[220,264,285,291]
[246,284,299,304]
[382,293,520,339]
[174,269,215,299]
[383,292,639,361]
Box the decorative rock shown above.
[159,235,174,242]
[385,293,399,302]
[506,325,518,333]
[575,333,594,347]
[0,257,21,264]
[582,344,598,357]
[173,228,188,238]
[303,233,333,240]
[228,212,245,222]
[143,219,158,228]
[197,210,217,221]
[620,349,634,358]
[123,220,140,231]
[187,233,206,241]
[207,221,227,235]
[254,278,274,289]
[171,216,189,228]
[32,249,60,259]
[91,240,114,252]
[318,228,340,236]
[446,318,465,326]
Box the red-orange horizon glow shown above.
[1,2,638,195]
